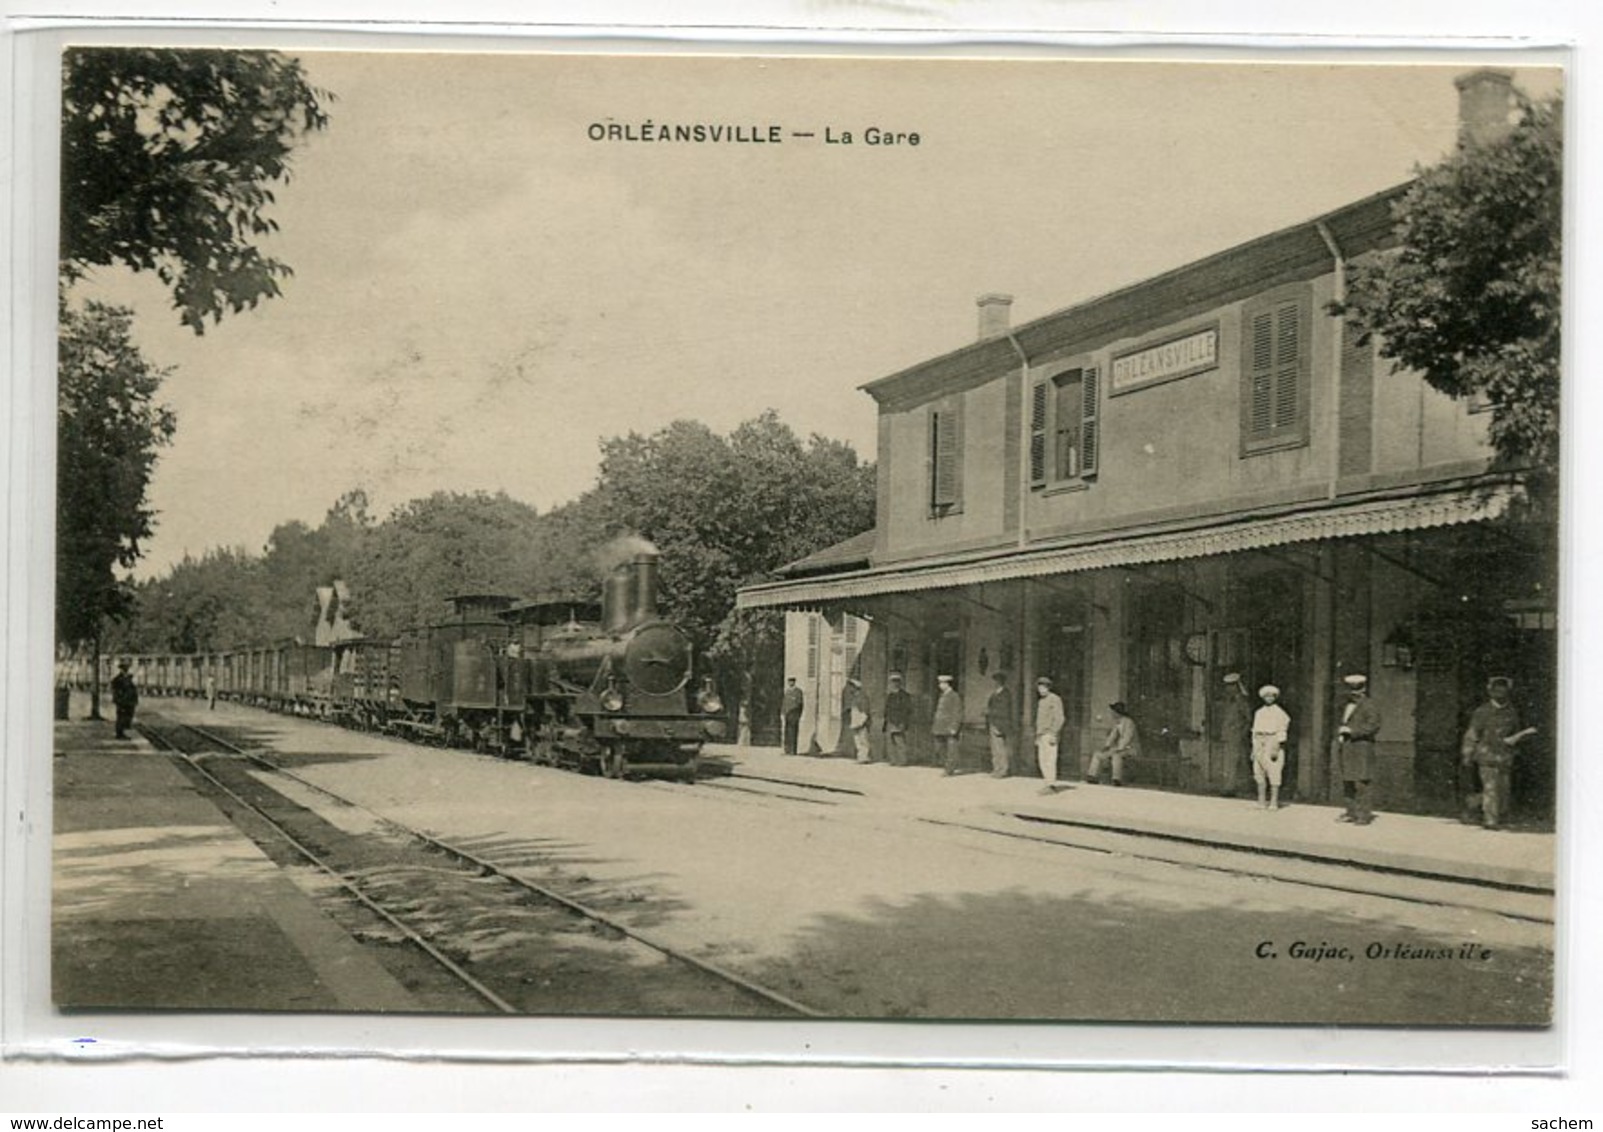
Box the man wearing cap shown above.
[780,677,804,756]
[1460,677,1535,830]
[1336,674,1382,824]
[932,674,964,776]
[1217,673,1252,797]
[1087,701,1138,786]
[111,659,139,740]
[1252,685,1291,811]
[846,677,872,763]
[882,673,913,766]
[1033,676,1065,793]
[985,671,1017,778]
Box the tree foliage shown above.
[1339,91,1562,478]
[343,491,545,639]
[57,302,177,647]
[60,48,331,332]
[594,411,876,657]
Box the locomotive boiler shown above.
[517,549,725,779]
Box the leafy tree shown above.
[344,491,545,638]
[60,48,331,332]
[56,302,176,715]
[1338,90,1562,484]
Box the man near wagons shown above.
[110,659,139,740]
[932,674,964,776]
[1460,676,1537,830]
[1217,672,1252,797]
[1251,684,1291,811]
[1336,673,1382,825]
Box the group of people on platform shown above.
[778,668,1534,829]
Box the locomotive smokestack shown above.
[596,534,661,634]
[603,569,632,635]
[630,552,659,624]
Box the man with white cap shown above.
[932,674,964,776]
[1032,676,1066,794]
[1336,674,1383,825]
[1251,684,1291,810]
[1217,672,1252,797]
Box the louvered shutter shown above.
[1242,294,1307,450]
[931,403,962,510]
[1273,303,1300,430]
[1080,365,1101,477]
[1029,381,1048,487]
[1249,310,1275,436]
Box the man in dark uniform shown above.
[1461,676,1535,830]
[882,673,913,766]
[780,677,804,756]
[1336,673,1382,825]
[1217,672,1252,797]
[984,671,1017,778]
[111,660,139,740]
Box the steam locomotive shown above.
[85,548,725,780]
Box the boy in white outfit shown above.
[1252,685,1291,810]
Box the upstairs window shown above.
[1031,365,1100,487]
[1241,289,1311,455]
[928,400,964,516]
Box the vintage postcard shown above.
[40,45,1563,1053]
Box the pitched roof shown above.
[772,528,876,579]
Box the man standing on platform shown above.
[882,673,913,766]
[1217,672,1252,797]
[780,676,804,756]
[933,674,964,777]
[1033,676,1065,794]
[1251,684,1291,811]
[111,660,139,740]
[846,677,872,763]
[1336,674,1382,825]
[985,671,1017,778]
[1460,676,1535,830]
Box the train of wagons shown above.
[72,549,725,780]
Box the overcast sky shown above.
[73,52,1561,578]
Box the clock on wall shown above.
[1183,632,1210,666]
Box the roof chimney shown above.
[1455,68,1516,148]
[976,293,1014,341]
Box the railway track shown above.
[137,712,824,1018]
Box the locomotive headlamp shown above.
[600,678,625,712]
[696,678,723,716]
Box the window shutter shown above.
[1243,295,1307,451]
[806,616,820,678]
[1273,302,1300,430]
[1029,381,1047,487]
[1080,365,1100,477]
[931,401,963,510]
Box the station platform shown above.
[708,744,1556,895]
[51,693,419,1012]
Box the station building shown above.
[737,69,1557,819]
